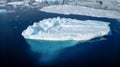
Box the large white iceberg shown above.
[40,5,120,19]
[22,17,110,62]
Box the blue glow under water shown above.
[0,9,7,14]
[0,9,120,67]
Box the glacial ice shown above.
[35,0,64,4]
[0,9,7,14]
[40,5,120,19]
[22,17,110,62]
[7,1,24,7]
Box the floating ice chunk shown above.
[7,1,24,6]
[0,9,7,14]
[22,17,110,41]
[40,5,120,19]
[22,17,110,62]
[35,0,64,4]
[35,0,44,3]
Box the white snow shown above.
[7,1,24,6]
[22,17,110,41]
[35,0,44,3]
[35,0,63,4]
[40,5,120,19]
[65,0,120,11]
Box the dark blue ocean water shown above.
[0,9,120,67]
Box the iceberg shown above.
[22,17,110,62]
[7,1,24,6]
[40,5,120,19]
[35,0,64,4]
[0,9,7,14]
[7,1,24,8]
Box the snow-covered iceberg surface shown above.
[22,17,110,62]
[7,1,24,6]
[40,5,120,19]
[0,9,7,14]
[35,0,64,4]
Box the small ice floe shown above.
[0,9,7,14]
